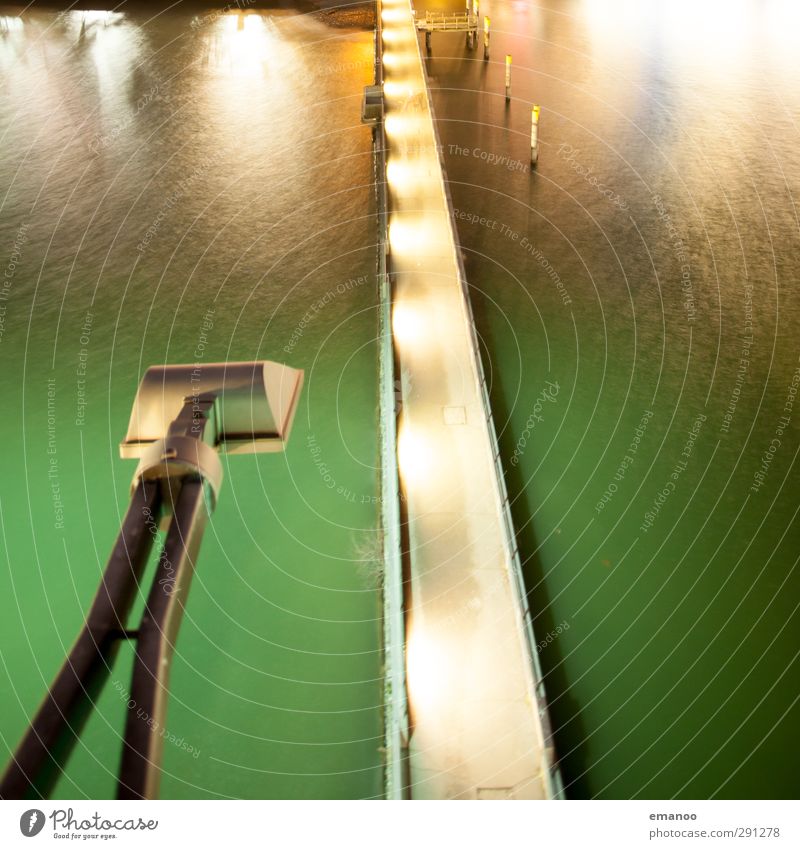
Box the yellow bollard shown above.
[505,54,512,101]
[531,104,540,166]
[483,16,490,61]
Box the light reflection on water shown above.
[582,0,800,71]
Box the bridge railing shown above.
[373,13,410,802]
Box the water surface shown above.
[425,0,800,799]
[0,5,383,799]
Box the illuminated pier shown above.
[379,0,561,799]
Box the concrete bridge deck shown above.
[379,0,561,799]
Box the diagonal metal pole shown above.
[0,480,161,800]
[2,361,302,800]
[117,476,209,800]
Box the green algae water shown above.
[0,6,383,798]
[3,0,799,803]
[426,0,800,799]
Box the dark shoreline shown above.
[0,1,376,30]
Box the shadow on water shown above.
[470,275,591,800]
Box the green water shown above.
[0,7,383,798]
[427,0,800,798]
[3,0,799,802]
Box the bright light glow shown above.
[384,114,402,135]
[391,301,424,345]
[385,160,405,184]
[0,15,23,32]
[383,80,415,100]
[381,27,411,46]
[223,11,264,34]
[82,11,115,26]
[381,8,407,24]
[388,218,427,254]
[581,0,752,69]
[405,622,451,716]
[85,13,134,84]
[67,10,124,28]
[397,424,434,485]
[389,214,449,256]
[764,0,800,61]
[381,51,405,70]
[582,0,800,73]
[384,114,425,138]
[208,13,275,78]
[386,159,434,191]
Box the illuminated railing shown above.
[418,45,563,802]
[378,0,563,800]
[371,16,410,801]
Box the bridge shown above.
[374,0,563,799]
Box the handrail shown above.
[373,14,409,802]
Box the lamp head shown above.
[120,361,303,459]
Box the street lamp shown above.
[0,360,303,800]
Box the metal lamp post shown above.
[0,360,303,800]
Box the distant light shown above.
[67,10,124,28]
[244,13,264,32]
[383,80,414,99]
[385,160,405,184]
[381,8,406,24]
[83,11,110,25]
[381,27,410,45]
[0,15,23,32]
[384,114,424,138]
[389,215,449,258]
[381,51,404,70]
[386,160,428,188]
[213,13,273,78]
